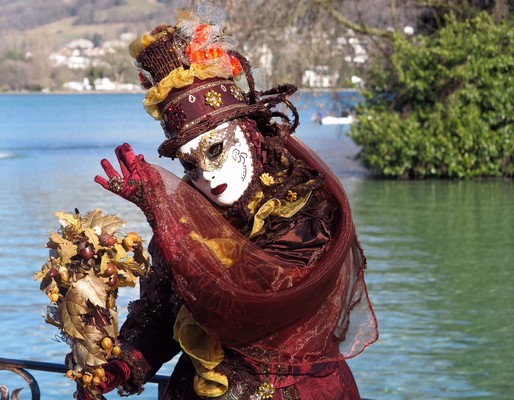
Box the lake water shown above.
[0,92,513,400]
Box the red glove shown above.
[71,359,132,400]
[94,143,147,208]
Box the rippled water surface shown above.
[1,93,512,399]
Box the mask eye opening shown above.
[177,153,198,172]
[181,160,196,172]
[208,142,224,159]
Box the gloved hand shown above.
[94,143,147,208]
[66,353,132,400]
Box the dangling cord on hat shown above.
[260,84,300,134]
[229,50,300,137]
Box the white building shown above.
[302,66,339,88]
[63,78,92,91]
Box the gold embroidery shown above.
[286,190,297,202]
[259,173,275,186]
[257,382,276,399]
[230,85,245,100]
[205,90,223,108]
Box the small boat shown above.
[320,115,355,125]
[0,152,15,159]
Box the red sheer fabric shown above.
[137,135,378,365]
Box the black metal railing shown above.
[0,357,169,399]
[1,357,375,399]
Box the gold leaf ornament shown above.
[72,337,108,370]
[35,209,149,393]
[112,243,128,260]
[55,211,82,232]
[73,274,109,308]
[83,227,100,250]
[59,301,87,340]
[82,209,126,235]
[48,232,77,260]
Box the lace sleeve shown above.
[118,236,184,389]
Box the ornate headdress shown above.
[129,2,299,158]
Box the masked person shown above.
[74,3,378,399]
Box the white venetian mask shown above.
[177,121,255,207]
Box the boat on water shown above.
[320,115,355,125]
[312,112,355,126]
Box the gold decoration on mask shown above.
[177,122,239,173]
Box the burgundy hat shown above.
[129,4,300,159]
[157,77,266,157]
[129,5,270,158]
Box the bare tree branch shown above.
[311,0,395,38]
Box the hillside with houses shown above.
[0,0,419,92]
[47,33,141,91]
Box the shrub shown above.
[350,13,514,178]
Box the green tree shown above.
[90,32,103,48]
[350,13,514,178]
[87,66,103,89]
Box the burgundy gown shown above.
[113,137,378,399]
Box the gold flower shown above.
[286,190,298,202]
[205,90,223,108]
[230,85,245,101]
[257,382,275,399]
[259,173,275,186]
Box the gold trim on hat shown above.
[181,103,248,133]
[143,64,233,120]
[163,80,234,108]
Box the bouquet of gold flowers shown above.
[34,209,149,392]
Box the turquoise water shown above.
[1,93,513,399]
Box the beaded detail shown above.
[118,349,147,395]
[205,89,223,108]
[230,85,245,101]
[162,103,187,137]
[257,382,275,399]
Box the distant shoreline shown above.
[0,90,146,95]
[0,87,358,95]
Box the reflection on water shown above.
[347,179,514,400]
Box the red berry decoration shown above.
[49,267,59,278]
[105,263,116,276]
[108,274,118,287]
[80,245,94,259]
[99,233,116,247]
